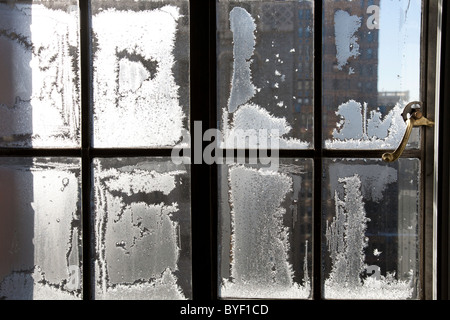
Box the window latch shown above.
[382,101,434,162]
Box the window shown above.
[214,0,448,301]
[0,0,448,304]
[0,0,191,300]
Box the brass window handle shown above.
[382,101,434,162]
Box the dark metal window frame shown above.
[434,0,449,300]
[0,0,447,301]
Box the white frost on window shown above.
[98,168,186,196]
[325,174,414,299]
[373,249,382,257]
[228,7,256,113]
[227,103,290,137]
[220,165,310,299]
[93,160,187,300]
[328,163,397,203]
[326,175,369,288]
[223,103,308,149]
[0,4,80,147]
[97,268,185,300]
[0,160,81,300]
[104,202,180,283]
[223,7,309,149]
[93,6,186,147]
[0,266,80,300]
[325,100,407,149]
[334,10,361,71]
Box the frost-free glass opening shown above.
[323,0,422,150]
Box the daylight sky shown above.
[378,0,422,100]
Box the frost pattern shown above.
[231,104,291,135]
[98,168,185,196]
[334,10,361,71]
[220,165,310,299]
[325,174,415,299]
[228,7,256,113]
[0,4,80,147]
[223,103,308,148]
[222,7,309,149]
[93,6,186,147]
[93,159,188,300]
[96,268,185,300]
[326,175,370,288]
[328,163,397,202]
[0,159,81,300]
[325,100,408,149]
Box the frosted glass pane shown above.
[92,0,190,148]
[217,0,314,149]
[323,0,422,149]
[0,158,82,300]
[218,159,313,299]
[93,157,191,300]
[322,158,420,300]
[0,2,80,148]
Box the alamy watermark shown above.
[171,121,280,171]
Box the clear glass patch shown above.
[92,0,189,148]
[322,158,420,300]
[218,159,313,299]
[0,158,82,300]
[323,0,422,149]
[92,157,191,300]
[0,2,81,148]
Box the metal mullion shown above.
[216,148,315,159]
[423,0,443,300]
[90,148,175,158]
[209,0,218,301]
[436,0,449,300]
[322,149,422,160]
[313,0,323,301]
[79,0,93,300]
[190,0,215,300]
[421,0,432,300]
[0,147,423,161]
[0,148,81,158]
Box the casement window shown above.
[0,0,448,301]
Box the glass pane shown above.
[217,0,314,149]
[218,159,313,299]
[322,158,420,300]
[323,0,422,149]
[0,158,82,300]
[92,157,191,299]
[92,0,190,148]
[0,1,81,148]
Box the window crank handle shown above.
[382,102,434,162]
